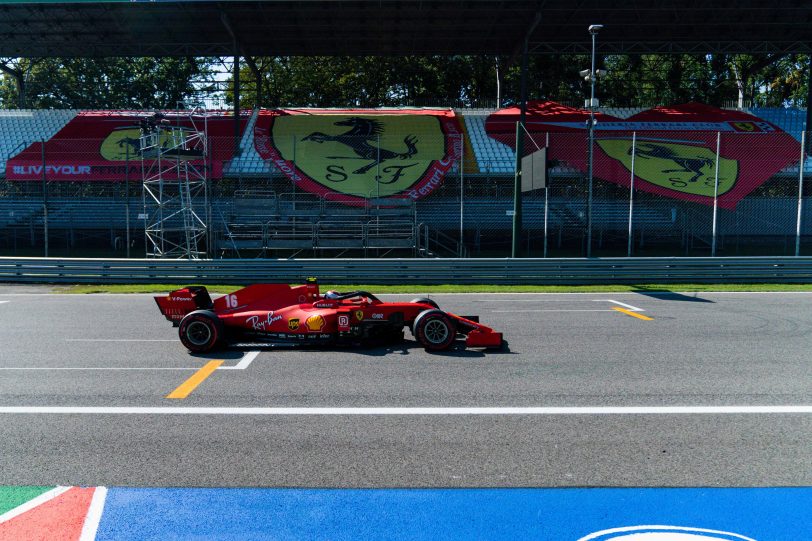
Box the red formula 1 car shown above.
[155,279,503,353]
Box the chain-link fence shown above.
[1,130,809,258]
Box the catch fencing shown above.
[0,130,810,259]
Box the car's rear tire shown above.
[410,297,439,309]
[413,309,456,351]
[179,310,223,353]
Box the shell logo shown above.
[578,525,756,541]
[305,314,326,332]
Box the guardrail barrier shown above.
[1,257,811,285]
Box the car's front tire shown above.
[179,310,223,353]
[413,309,456,351]
[410,297,439,309]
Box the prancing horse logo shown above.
[263,112,453,200]
[302,117,418,176]
[597,138,738,197]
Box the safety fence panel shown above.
[1,130,810,259]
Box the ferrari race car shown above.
[155,279,503,353]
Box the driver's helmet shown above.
[324,290,341,299]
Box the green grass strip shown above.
[0,486,55,515]
[59,283,812,294]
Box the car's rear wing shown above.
[154,286,213,324]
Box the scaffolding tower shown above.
[141,108,209,259]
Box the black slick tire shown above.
[178,310,223,353]
[413,309,456,351]
[410,297,439,309]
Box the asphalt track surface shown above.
[0,287,810,489]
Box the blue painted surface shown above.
[95,487,812,541]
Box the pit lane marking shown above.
[166,360,223,399]
[605,300,654,320]
[613,307,654,321]
[1,406,811,415]
[218,351,259,370]
[604,299,644,311]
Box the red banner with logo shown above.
[254,108,462,204]
[485,101,802,209]
[5,110,248,181]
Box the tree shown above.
[0,57,209,109]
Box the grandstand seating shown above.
[1,107,808,179]
[462,113,514,174]
[1,106,810,257]
[748,107,806,139]
[0,110,78,175]
[215,190,419,254]
[596,107,648,119]
[223,109,275,177]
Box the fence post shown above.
[459,134,464,257]
[41,141,48,257]
[796,131,806,256]
[627,132,636,257]
[512,120,523,258]
[544,132,549,258]
[125,143,131,258]
[711,131,721,256]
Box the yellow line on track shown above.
[166,360,223,399]
[612,307,654,321]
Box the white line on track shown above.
[0,486,70,524]
[0,367,201,370]
[0,301,8,304]
[0,406,810,415]
[476,299,604,302]
[0,350,259,371]
[492,299,645,313]
[492,309,615,312]
[218,351,259,370]
[66,339,177,342]
[605,299,645,312]
[78,487,107,541]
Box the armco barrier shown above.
[1,257,812,285]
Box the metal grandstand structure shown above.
[140,108,209,259]
[1,1,811,259]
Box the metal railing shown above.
[1,256,810,285]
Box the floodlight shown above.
[579,69,591,78]
[588,24,603,34]
[595,69,607,78]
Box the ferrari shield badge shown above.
[254,110,461,204]
[598,139,738,197]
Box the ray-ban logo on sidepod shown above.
[578,525,756,541]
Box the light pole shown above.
[582,24,604,257]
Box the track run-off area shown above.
[0,288,810,539]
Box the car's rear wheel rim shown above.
[186,320,212,346]
[424,319,449,344]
